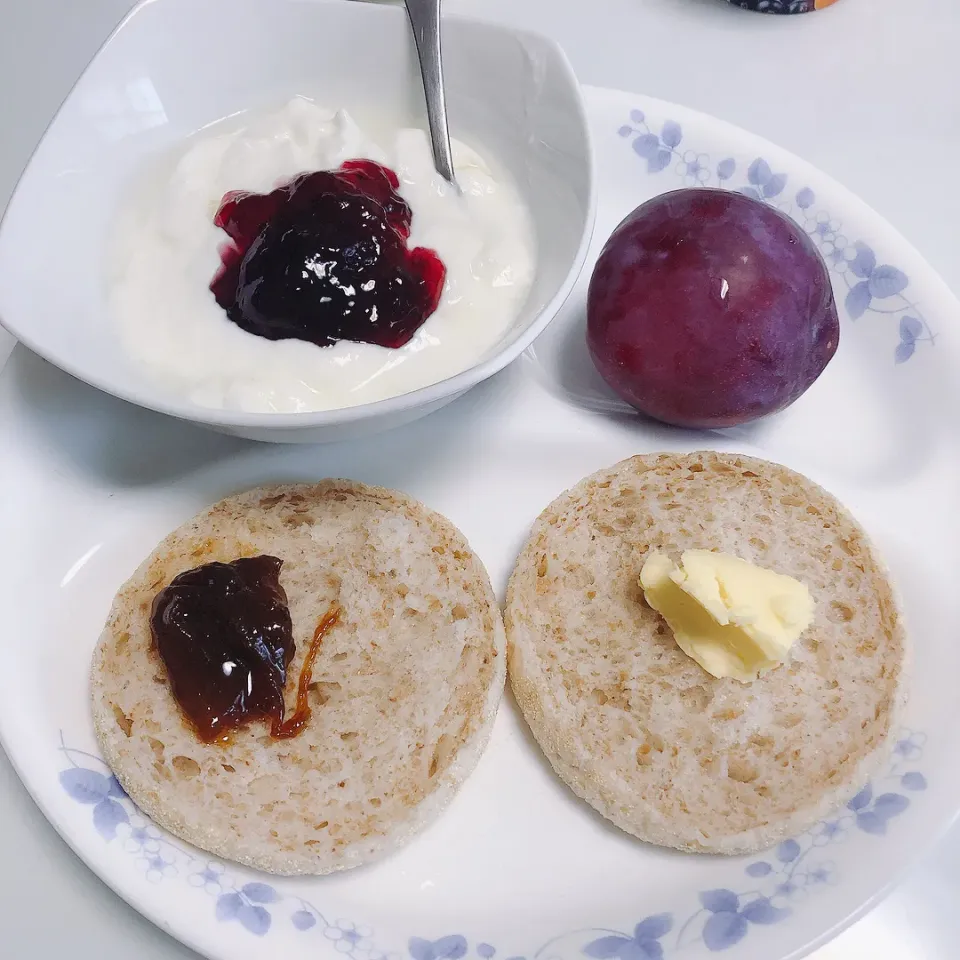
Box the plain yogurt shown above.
[107,97,536,413]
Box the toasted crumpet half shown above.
[506,451,908,854]
[93,480,505,875]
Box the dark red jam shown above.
[150,556,339,743]
[210,160,446,350]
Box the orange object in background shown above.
[727,0,839,12]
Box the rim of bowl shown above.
[0,0,597,432]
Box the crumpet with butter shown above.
[505,451,908,855]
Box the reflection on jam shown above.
[150,556,340,743]
[210,160,446,350]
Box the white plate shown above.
[1,86,958,960]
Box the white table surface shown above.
[1,0,957,957]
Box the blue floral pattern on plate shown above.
[57,733,399,957]
[58,726,926,957]
[617,112,936,365]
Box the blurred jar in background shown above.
[727,0,839,12]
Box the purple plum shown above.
[586,188,839,429]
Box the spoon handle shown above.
[403,0,457,186]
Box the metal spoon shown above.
[403,0,458,188]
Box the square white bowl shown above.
[0,0,594,443]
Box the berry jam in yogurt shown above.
[211,160,446,350]
[107,100,535,413]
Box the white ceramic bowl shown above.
[0,0,594,443]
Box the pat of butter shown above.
[639,549,814,683]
